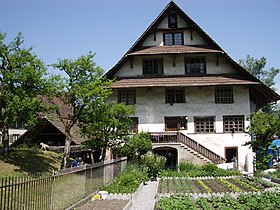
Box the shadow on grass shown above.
[1,148,63,175]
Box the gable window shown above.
[118,90,136,105]
[128,117,138,134]
[185,57,206,74]
[223,115,244,133]
[143,58,163,75]
[168,14,178,28]
[166,88,185,104]
[194,116,215,133]
[164,33,183,46]
[215,87,233,103]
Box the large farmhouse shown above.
[106,2,279,171]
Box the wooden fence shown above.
[0,157,127,210]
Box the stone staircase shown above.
[179,143,212,164]
[151,132,225,165]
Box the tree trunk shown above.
[1,124,9,155]
[62,134,72,169]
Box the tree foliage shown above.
[51,52,112,167]
[240,55,280,169]
[239,55,279,88]
[81,101,136,162]
[0,32,57,154]
[141,151,166,179]
[118,132,152,162]
[246,110,280,169]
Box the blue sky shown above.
[1,0,280,93]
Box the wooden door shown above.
[165,117,178,131]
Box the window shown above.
[223,115,244,133]
[12,134,20,143]
[166,88,185,104]
[179,116,188,130]
[165,116,187,131]
[128,117,138,134]
[168,14,178,28]
[143,58,163,75]
[10,121,24,129]
[215,87,233,103]
[185,57,206,74]
[118,90,136,105]
[164,33,183,46]
[194,116,215,133]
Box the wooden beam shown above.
[130,57,133,69]
[172,55,176,67]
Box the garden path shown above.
[129,180,158,210]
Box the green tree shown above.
[51,52,112,168]
[0,32,57,154]
[81,101,135,161]
[119,132,152,162]
[246,111,280,169]
[239,55,279,88]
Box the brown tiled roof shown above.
[111,74,260,88]
[128,46,222,56]
[47,117,86,145]
[12,117,87,147]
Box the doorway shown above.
[225,147,238,163]
[153,147,177,170]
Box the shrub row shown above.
[161,162,241,177]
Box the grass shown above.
[0,147,63,178]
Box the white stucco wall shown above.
[115,54,236,78]
[111,85,252,170]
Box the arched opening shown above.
[153,147,178,170]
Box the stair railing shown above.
[178,132,225,164]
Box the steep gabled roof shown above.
[105,1,225,78]
[104,1,280,107]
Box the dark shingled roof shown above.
[128,45,223,56]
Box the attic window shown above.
[185,57,206,74]
[168,14,177,28]
[143,58,163,75]
[164,33,183,45]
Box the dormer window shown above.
[164,32,183,45]
[168,14,177,28]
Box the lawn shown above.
[0,148,63,178]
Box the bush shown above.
[119,132,152,162]
[141,151,166,179]
[179,162,197,171]
[101,164,148,193]
[162,163,241,177]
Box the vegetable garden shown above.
[158,176,277,194]
[156,176,280,210]
[156,191,280,210]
